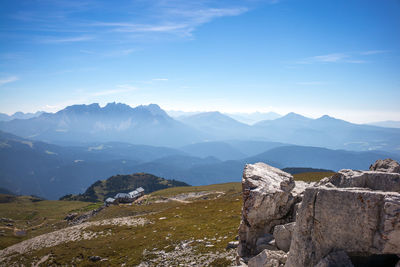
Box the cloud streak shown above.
[92,7,248,37]
[0,76,19,86]
[296,53,368,64]
[40,35,94,43]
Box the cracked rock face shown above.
[238,163,305,257]
[319,169,400,192]
[238,159,400,267]
[286,187,400,267]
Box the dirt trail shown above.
[0,216,150,260]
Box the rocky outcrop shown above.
[318,169,400,192]
[238,159,400,267]
[370,158,400,173]
[238,163,313,258]
[285,187,400,266]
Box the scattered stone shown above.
[1,218,14,223]
[369,158,400,173]
[64,213,78,221]
[14,230,27,237]
[314,250,354,267]
[273,222,295,252]
[226,241,239,250]
[88,255,101,262]
[247,249,287,267]
[159,217,167,220]
[67,207,103,225]
[255,234,277,253]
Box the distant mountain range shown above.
[0,111,43,121]
[1,102,399,152]
[225,111,281,124]
[168,110,282,124]
[0,103,201,146]
[367,120,400,128]
[1,130,399,199]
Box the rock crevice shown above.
[238,159,400,267]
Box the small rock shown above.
[88,256,102,262]
[248,249,287,267]
[64,213,78,221]
[15,230,27,237]
[1,217,14,223]
[226,241,239,250]
[273,222,295,252]
[159,217,167,220]
[314,250,354,267]
[256,234,277,253]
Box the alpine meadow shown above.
[1,1,399,266]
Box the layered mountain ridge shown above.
[1,102,399,152]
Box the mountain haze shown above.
[1,130,399,199]
[1,103,399,152]
[0,103,201,146]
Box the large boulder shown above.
[248,249,287,267]
[370,158,400,173]
[273,222,295,252]
[238,163,296,257]
[286,187,400,267]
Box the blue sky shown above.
[0,0,399,123]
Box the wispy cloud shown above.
[39,35,94,43]
[80,48,137,57]
[92,84,139,96]
[359,50,389,55]
[0,76,19,86]
[7,1,253,43]
[296,53,367,64]
[153,78,168,81]
[91,6,248,37]
[295,49,388,65]
[313,53,348,63]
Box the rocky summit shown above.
[237,159,400,267]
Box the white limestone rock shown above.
[247,249,287,267]
[370,158,400,173]
[286,187,400,267]
[272,222,295,252]
[238,163,295,257]
[319,169,400,192]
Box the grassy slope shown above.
[0,173,332,266]
[293,171,334,182]
[0,195,100,249]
